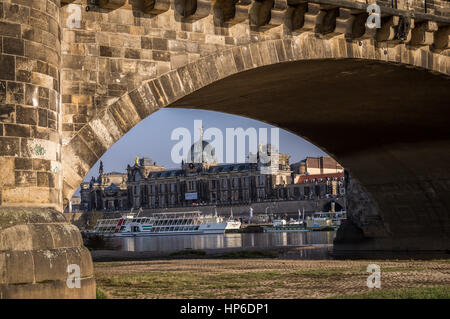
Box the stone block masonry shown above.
[0,0,62,211]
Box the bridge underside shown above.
[170,58,450,256]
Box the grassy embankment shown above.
[94,258,450,299]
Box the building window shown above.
[304,187,310,196]
[259,176,264,186]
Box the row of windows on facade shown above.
[84,180,342,211]
[131,190,268,207]
[129,175,267,195]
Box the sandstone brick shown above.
[4,123,30,138]
[78,122,107,158]
[170,53,188,69]
[1,250,34,284]
[65,247,94,278]
[0,21,21,37]
[16,105,37,125]
[153,50,171,61]
[147,79,168,108]
[32,158,51,171]
[0,137,20,157]
[218,50,237,77]
[158,73,177,104]
[33,248,69,283]
[48,223,82,249]
[65,135,98,170]
[6,81,24,104]
[231,47,245,73]
[125,48,140,59]
[0,55,15,81]
[108,96,139,132]
[0,158,14,186]
[196,58,213,86]
[15,170,36,186]
[128,89,151,119]
[14,157,32,170]
[249,42,263,67]
[3,37,24,56]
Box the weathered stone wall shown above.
[59,0,450,146]
[60,0,250,145]
[0,207,95,298]
[367,0,449,15]
[0,0,94,298]
[0,0,62,210]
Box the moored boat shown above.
[87,210,241,237]
[306,211,347,230]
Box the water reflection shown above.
[106,231,336,253]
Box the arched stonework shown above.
[62,30,449,255]
[62,35,449,205]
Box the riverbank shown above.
[90,245,333,262]
[94,258,450,299]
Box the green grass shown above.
[335,286,450,299]
[96,287,109,299]
[96,270,293,298]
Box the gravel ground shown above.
[94,258,450,299]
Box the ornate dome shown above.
[187,140,217,164]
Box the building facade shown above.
[276,171,345,201]
[276,156,345,201]
[79,148,346,211]
[127,143,292,209]
[79,161,129,211]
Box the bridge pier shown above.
[0,0,95,297]
[0,208,95,298]
[333,171,450,259]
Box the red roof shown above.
[295,172,344,184]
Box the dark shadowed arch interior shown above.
[170,58,450,252]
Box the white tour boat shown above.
[89,210,241,237]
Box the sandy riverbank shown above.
[94,258,450,299]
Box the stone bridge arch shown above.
[61,34,450,202]
[62,35,450,256]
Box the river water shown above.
[105,231,336,256]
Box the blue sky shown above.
[77,108,326,194]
